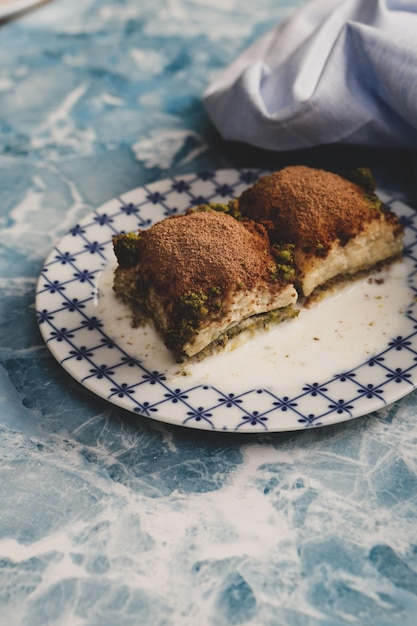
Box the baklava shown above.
[113,209,298,360]
[238,166,404,296]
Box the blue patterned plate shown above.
[36,169,417,432]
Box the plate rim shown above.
[0,0,46,19]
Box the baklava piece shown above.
[238,166,404,297]
[113,210,298,361]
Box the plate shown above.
[36,169,417,433]
[0,0,45,19]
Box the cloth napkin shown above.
[203,0,417,151]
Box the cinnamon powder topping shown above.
[137,210,288,300]
[238,166,397,256]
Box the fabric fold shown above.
[203,0,417,150]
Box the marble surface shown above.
[1,0,417,624]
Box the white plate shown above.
[36,169,417,433]
[0,0,45,19]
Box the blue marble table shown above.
[1,1,417,624]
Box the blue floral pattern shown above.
[36,169,417,432]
